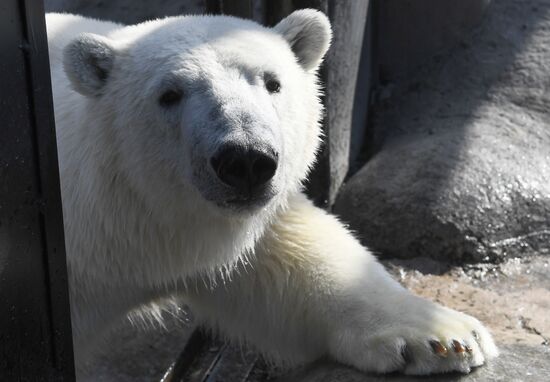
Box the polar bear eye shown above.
[158,89,183,108]
[264,74,281,94]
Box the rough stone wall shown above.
[335,0,550,263]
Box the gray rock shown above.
[335,0,550,262]
[279,345,550,382]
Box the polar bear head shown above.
[62,10,331,265]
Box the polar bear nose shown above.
[211,145,278,193]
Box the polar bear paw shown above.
[330,303,498,375]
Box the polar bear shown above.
[45,9,497,376]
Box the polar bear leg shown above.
[186,193,498,375]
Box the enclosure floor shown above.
[77,309,194,382]
[78,255,549,381]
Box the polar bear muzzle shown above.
[210,143,278,197]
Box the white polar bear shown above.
[46,9,498,376]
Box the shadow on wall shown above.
[335,0,550,264]
[45,0,205,24]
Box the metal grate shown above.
[163,330,273,382]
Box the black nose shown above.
[211,145,278,192]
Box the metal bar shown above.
[169,329,212,381]
[203,344,259,381]
[169,329,228,382]
[22,0,76,373]
[0,0,75,380]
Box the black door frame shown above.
[0,0,75,380]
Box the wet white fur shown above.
[46,11,497,376]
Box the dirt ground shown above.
[384,256,550,349]
[281,256,550,382]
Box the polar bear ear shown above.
[274,9,332,72]
[63,33,116,97]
